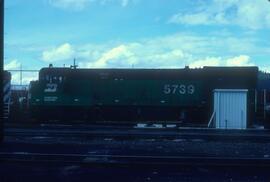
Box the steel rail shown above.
[4,128,270,142]
[0,152,269,167]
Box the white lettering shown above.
[163,84,171,94]
[188,85,195,94]
[171,84,178,94]
[163,84,195,95]
[44,83,57,92]
[179,85,186,94]
[44,96,58,102]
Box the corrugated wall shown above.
[214,89,247,129]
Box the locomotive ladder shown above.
[3,102,10,120]
[208,111,216,128]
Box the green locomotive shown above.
[29,66,258,125]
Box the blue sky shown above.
[4,0,270,84]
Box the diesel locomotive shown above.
[28,66,259,126]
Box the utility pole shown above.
[71,58,78,69]
[0,0,4,142]
[20,64,22,85]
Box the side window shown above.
[53,76,57,82]
[44,74,65,83]
[59,76,63,83]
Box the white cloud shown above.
[189,57,221,68]
[225,55,254,66]
[42,43,74,62]
[56,32,263,69]
[146,50,185,62]
[10,72,38,85]
[169,13,215,25]
[189,55,254,68]
[48,0,91,10]
[4,60,38,84]
[121,0,129,7]
[169,0,270,29]
[83,45,134,68]
[4,60,21,70]
[48,0,132,10]
[101,0,132,7]
[79,44,255,68]
[77,40,189,68]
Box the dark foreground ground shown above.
[0,124,270,181]
[0,162,269,182]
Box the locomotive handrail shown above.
[208,111,216,128]
[11,85,29,90]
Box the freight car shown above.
[28,66,258,127]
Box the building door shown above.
[214,89,247,129]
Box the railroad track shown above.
[0,152,270,167]
[2,125,270,168]
[4,126,270,142]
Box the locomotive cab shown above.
[39,67,70,94]
[29,67,70,121]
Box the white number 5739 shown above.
[163,84,195,95]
